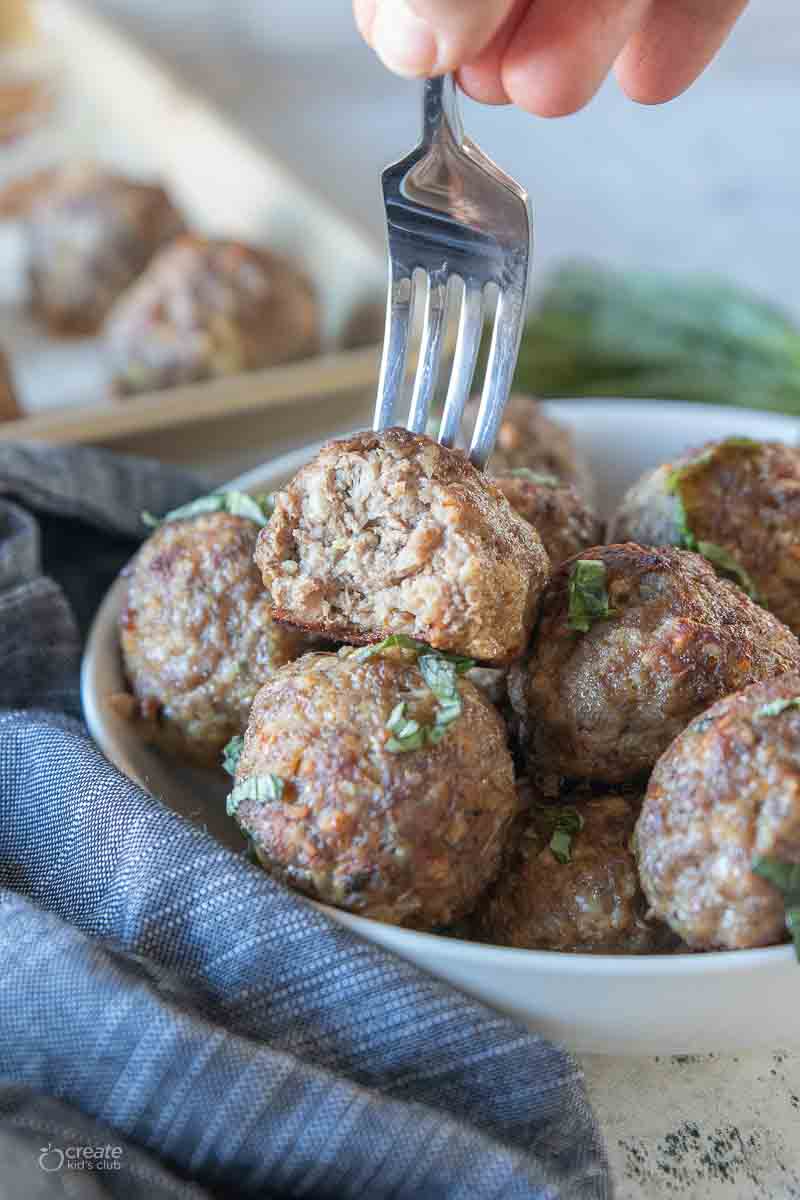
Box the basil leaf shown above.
[757,696,800,718]
[507,468,561,488]
[752,855,800,961]
[695,541,761,602]
[418,655,458,702]
[385,701,427,753]
[144,490,273,531]
[534,805,585,865]
[227,773,284,817]
[568,560,611,633]
[354,635,474,674]
[222,735,245,778]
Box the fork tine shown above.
[468,286,526,469]
[373,264,414,431]
[407,275,447,434]
[437,282,483,448]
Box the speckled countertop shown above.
[81,3,800,1195]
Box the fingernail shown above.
[373,1,438,78]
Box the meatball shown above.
[475,786,675,953]
[459,393,593,498]
[510,544,800,785]
[105,235,320,396]
[0,351,18,421]
[609,437,800,637]
[636,674,800,951]
[256,428,550,665]
[492,472,603,566]
[6,163,184,335]
[119,507,309,766]
[229,642,518,928]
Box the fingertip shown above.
[502,63,598,118]
[353,0,377,46]
[457,64,511,107]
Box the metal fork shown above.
[373,74,532,470]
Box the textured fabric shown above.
[0,442,611,1199]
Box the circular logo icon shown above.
[39,1144,64,1172]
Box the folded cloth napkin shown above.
[0,442,610,1200]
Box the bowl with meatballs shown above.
[83,396,800,1054]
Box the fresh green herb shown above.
[756,697,800,719]
[143,490,274,531]
[227,774,284,817]
[222,735,244,778]
[507,468,561,488]
[353,634,474,674]
[384,653,469,753]
[695,541,761,602]
[568,560,611,633]
[534,805,585,865]
[752,856,800,961]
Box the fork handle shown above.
[422,75,463,148]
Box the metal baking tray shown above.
[0,0,386,478]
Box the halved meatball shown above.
[636,674,800,951]
[105,235,320,396]
[475,785,675,953]
[5,162,185,335]
[492,472,603,566]
[459,393,593,498]
[119,509,309,766]
[0,351,18,421]
[256,428,550,665]
[608,437,800,636]
[230,643,519,928]
[510,544,800,785]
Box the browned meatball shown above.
[492,472,603,566]
[229,642,519,928]
[510,544,800,785]
[256,428,550,666]
[105,235,320,396]
[5,163,185,335]
[119,507,309,767]
[636,675,800,952]
[0,350,19,421]
[609,438,800,638]
[459,393,593,498]
[475,786,675,953]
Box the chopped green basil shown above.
[384,653,469,753]
[506,468,561,488]
[534,805,585,865]
[752,856,800,961]
[695,541,761,602]
[385,701,426,753]
[222,735,244,778]
[353,634,474,674]
[143,490,274,531]
[666,439,763,599]
[568,560,611,633]
[227,773,284,817]
[756,696,800,719]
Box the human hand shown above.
[354,0,749,116]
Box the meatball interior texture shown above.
[476,787,676,954]
[105,235,320,396]
[459,393,593,498]
[492,473,603,567]
[636,674,800,952]
[17,163,184,335]
[510,543,800,785]
[232,646,519,929]
[120,511,308,767]
[256,428,550,666]
[609,438,800,636]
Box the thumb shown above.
[356,0,517,78]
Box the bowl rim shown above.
[81,396,800,976]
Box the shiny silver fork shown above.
[373,75,532,470]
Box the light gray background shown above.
[84,3,800,1196]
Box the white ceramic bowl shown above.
[82,400,800,1055]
